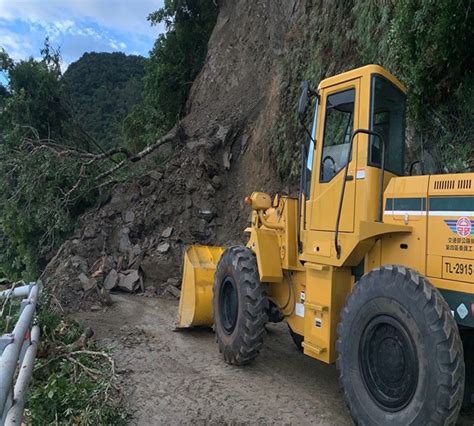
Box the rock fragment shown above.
[78,273,95,292]
[211,175,222,189]
[103,269,119,290]
[119,227,132,253]
[83,226,95,239]
[118,270,140,292]
[124,210,135,224]
[161,227,174,238]
[165,284,181,298]
[198,209,215,223]
[166,277,181,288]
[157,242,171,253]
[222,151,231,170]
[99,287,113,305]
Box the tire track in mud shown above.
[74,295,473,425]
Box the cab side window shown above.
[369,75,406,175]
[320,89,355,182]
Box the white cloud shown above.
[0,0,165,38]
[0,31,32,61]
[0,0,166,68]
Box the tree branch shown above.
[94,128,177,182]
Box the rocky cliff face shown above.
[43,0,348,311]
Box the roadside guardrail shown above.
[0,282,41,425]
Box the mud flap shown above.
[176,245,224,328]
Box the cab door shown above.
[310,79,360,233]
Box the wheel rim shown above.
[359,315,419,411]
[219,276,238,334]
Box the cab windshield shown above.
[368,74,406,175]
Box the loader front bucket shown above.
[176,245,224,329]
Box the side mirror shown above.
[297,80,309,121]
[298,80,309,121]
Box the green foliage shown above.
[0,45,102,280]
[390,0,472,110]
[62,52,146,149]
[271,1,359,181]
[146,0,217,124]
[272,0,473,178]
[355,0,473,170]
[0,291,127,424]
[0,5,219,279]
[126,0,217,146]
[122,103,166,152]
[0,140,95,279]
[0,297,21,333]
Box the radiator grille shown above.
[457,179,472,190]
[434,180,455,190]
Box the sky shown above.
[0,0,165,84]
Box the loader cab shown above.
[299,65,407,263]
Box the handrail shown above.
[0,282,42,425]
[334,129,386,259]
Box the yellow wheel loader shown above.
[177,65,473,424]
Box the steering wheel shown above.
[322,155,337,180]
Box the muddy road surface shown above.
[75,295,474,425]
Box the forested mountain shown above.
[1,1,473,423]
[62,52,145,148]
[0,0,218,280]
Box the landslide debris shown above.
[42,0,303,311]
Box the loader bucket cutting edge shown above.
[176,245,224,328]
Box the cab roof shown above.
[318,64,406,93]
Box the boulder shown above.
[103,269,119,290]
[165,284,181,299]
[118,270,140,292]
[78,273,96,292]
[141,254,179,287]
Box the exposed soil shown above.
[44,2,474,423]
[74,294,474,425]
[75,294,351,425]
[43,0,295,312]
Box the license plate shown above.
[443,257,474,282]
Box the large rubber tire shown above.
[461,328,474,409]
[213,246,268,365]
[337,265,465,425]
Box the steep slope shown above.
[42,0,472,311]
[43,0,297,310]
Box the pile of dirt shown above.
[42,0,310,311]
[43,124,253,310]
